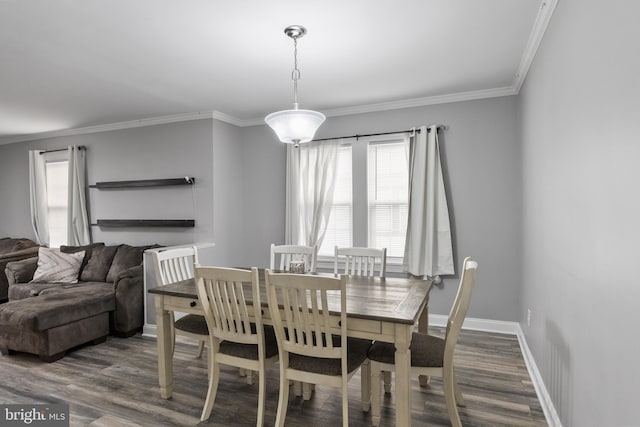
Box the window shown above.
[368,142,409,257]
[319,135,409,262]
[45,159,69,248]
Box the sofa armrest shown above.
[111,264,144,335]
[0,245,40,261]
[5,256,38,286]
[118,264,143,280]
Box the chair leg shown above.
[383,370,392,393]
[293,380,302,397]
[302,382,313,400]
[275,369,290,427]
[200,359,221,421]
[342,376,349,427]
[361,360,371,412]
[169,312,176,356]
[239,367,254,384]
[371,362,382,427]
[256,362,266,427]
[443,365,462,427]
[196,340,205,359]
[453,370,466,407]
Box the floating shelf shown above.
[92,219,195,228]
[89,177,195,189]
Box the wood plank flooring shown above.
[0,328,547,426]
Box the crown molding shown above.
[513,0,558,92]
[0,111,223,145]
[239,86,518,127]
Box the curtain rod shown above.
[38,145,86,155]
[311,125,445,143]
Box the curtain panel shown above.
[67,146,91,245]
[403,125,454,281]
[28,150,50,246]
[285,139,341,248]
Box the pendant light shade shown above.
[265,25,325,146]
[265,107,326,145]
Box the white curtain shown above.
[28,150,50,246]
[285,139,341,247]
[67,146,91,245]
[403,125,454,281]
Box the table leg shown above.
[394,324,412,427]
[155,295,173,399]
[418,304,430,387]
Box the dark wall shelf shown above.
[92,219,195,228]
[89,177,195,189]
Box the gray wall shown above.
[518,0,640,425]
[240,96,522,321]
[0,118,246,265]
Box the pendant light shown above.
[265,25,325,147]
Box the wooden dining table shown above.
[149,270,432,427]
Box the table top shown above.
[150,270,431,325]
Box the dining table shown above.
[149,269,432,427]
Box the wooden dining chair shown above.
[265,270,371,427]
[196,266,279,425]
[367,257,478,427]
[270,243,318,273]
[152,247,207,358]
[333,246,387,410]
[270,244,319,398]
[334,246,387,278]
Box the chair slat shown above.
[334,246,387,278]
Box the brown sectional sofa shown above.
[0,237,40,302]
[0,242,159,361]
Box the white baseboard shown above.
[142,324,157,339]
[514,323,563,427]
[428,314,562,427]
[144,316,560,426]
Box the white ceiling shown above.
[0,0,554,143]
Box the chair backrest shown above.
[270,244,318,273]
[265,270,346,363]
[195,266,263,346]
[443,257,478,363]
[152,247,198,286]
[333,246,387,278]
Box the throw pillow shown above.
[80,245,120,282]
[105,244,161,283]
[31,247,85,283]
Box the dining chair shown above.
[265,270,371,427]
[152,247,207,358]
[270,243,318,273]
[333,246,387,278]
[367,257,478,427]
[333,246,387,410]
[270,244,319,398]
[196,266,279,425]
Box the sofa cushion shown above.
[31,248,85,284]
[81,245,120,282]
[8,282,58,301]
[60,242,105,277]
[0,291,114,332]
[106,244,160,283]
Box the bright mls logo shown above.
[1,404,69,426]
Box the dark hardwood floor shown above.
[0,328,547,426]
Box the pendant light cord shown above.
[291,37,300,109]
